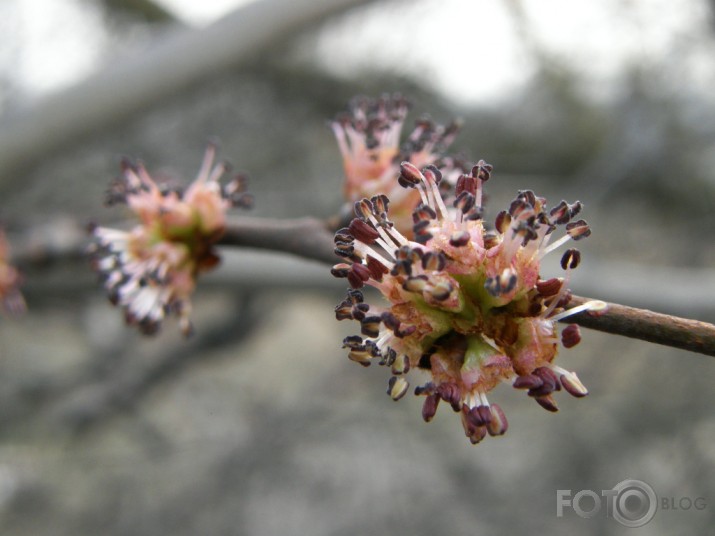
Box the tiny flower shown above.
[333,160,603,444]
[89,144,252,336]
[0,229,26,315]
[331,94,463,234]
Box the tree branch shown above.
[562,296,715,357]
[217,218,715,358]
[0,0,376,179]
[220,216,336,265]
[11,214,715,357]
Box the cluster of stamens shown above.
[331,94,463,233]
[89,144,252,336]
[333,159,604,444]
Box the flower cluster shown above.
[0,229,26,315]
[331,94,463,233]
[89,144,252,336]
[332,160,604,444]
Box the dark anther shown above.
[536,277,562,297]
[565,219,591,240]
[495,210,511,234]
[568,201,583,219]
[428,282,452,301]
[549,201,571,225]
[403,275,428,292]
[351,262,371,282]
[342,335,364,348]
[437,383,462,411]
[354,198,373,220]
[453,191,475,214]
[396,325,416,338]
[534,395,559,412]
[560,248,581,270]
[483,232,500,249]
[371,194,390,217]
[334,227,352,244]
[381,311,400,331]
[413,220,431,235]
[561,323,581,348]
[347,288,364,302]
[414,230,433,244]
[534,366,561,392]
[423,164,442,184]
[484,276,501,297]
[383,347,397,367]
[477,405,492,425]
[413,204,437,222]
[466,406,484,427]
[399,161,423,188]
[422,251,446,272]
[513,374,544,390]
[347,270,365,289]
[449,230,470,247]
[360,315,382,338]
[516,189,536,208]
[465,207,484,221]
[349,218,380,243]
[330,264,350,278]
[494,270,517,294]
[472,159,493,181]
[366,256,389,280]
[391,259,413,277]
[455,174,477,196]
[422,394,440,422]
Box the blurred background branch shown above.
[0,0,375,182]
[98,0,177,24]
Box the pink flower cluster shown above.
[333,160,604,444]
[331,94,463,234]
[90,145,252,336]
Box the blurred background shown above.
[0,0,714,534]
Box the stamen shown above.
[422,165,450,219]
[560,323,581,348]
[549,300,607,322]
[422,394,440,422]
[566,219,591,241]
[540,233,572,258]
[560,248,581,270]
[196,143,217,183]
[388,376,410,401]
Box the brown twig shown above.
[11,215,715,357]
[218,217,715,358]
[220,216,336,265]
[562,296,715,357]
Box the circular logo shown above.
[612,479,657,528]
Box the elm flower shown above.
[89,144,252,336]
[0,229,26,315]
[331,94,463,233]
[332,160,604,444]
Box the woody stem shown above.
[560,296,715,357]
[220,217,715,358]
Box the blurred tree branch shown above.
[98,0,177,24]
[54,292,262,434]
[0,0,376,182]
